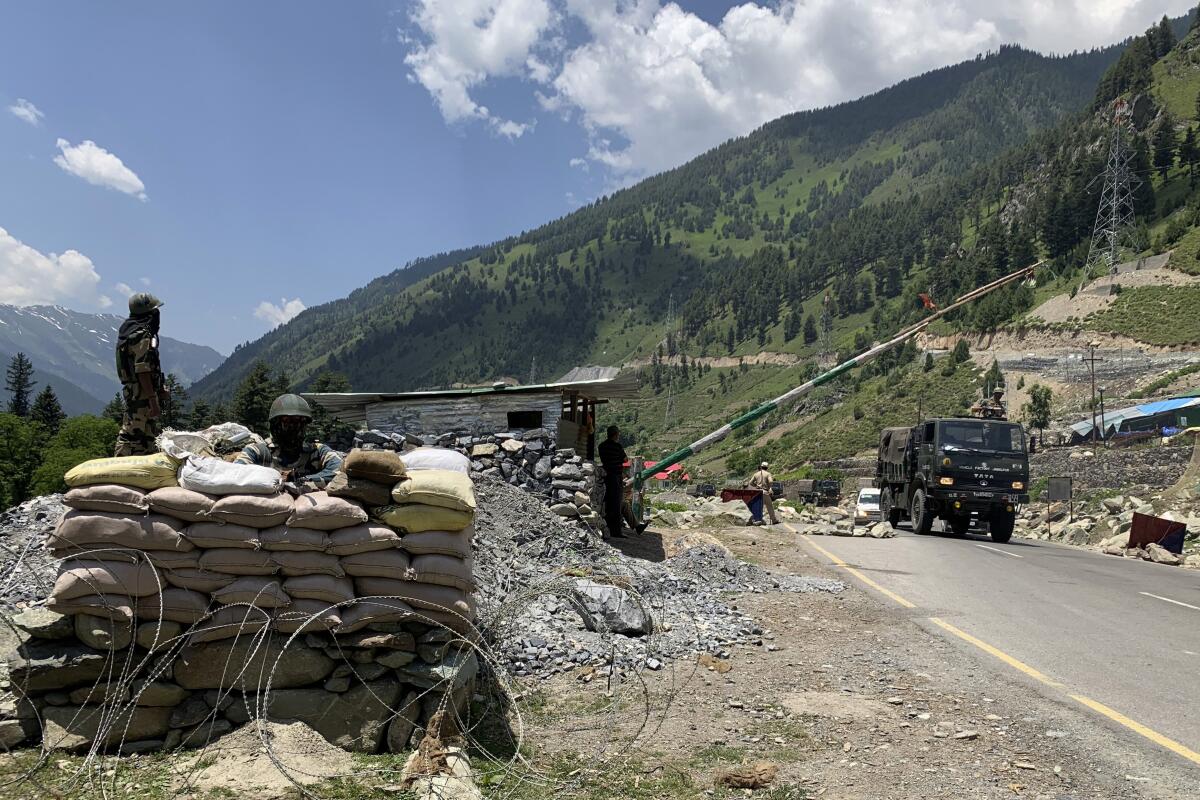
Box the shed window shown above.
[507,410,543,429]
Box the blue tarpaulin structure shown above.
[1070,396,1200,442]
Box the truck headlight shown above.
[1011,481,1024,490]
[939,477,954,486]
[942,457,952,466]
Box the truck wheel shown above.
[989,511,1015,543]
[949,516,970,536]
[910,489,933,535]
[882,489,902,528]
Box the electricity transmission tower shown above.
[665,293,676,427]
[1085,99,1141,278]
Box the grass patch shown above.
[1086,285,1200,345]
[1130,363,1200,398]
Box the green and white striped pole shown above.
[634,261,1040,490]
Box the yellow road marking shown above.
[1070,694,1200,767]
[928,617,1063,688]
[789,525,916,609]
[789,523,1200,766]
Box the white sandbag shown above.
[399,447,470,473]
[179,456,282,496]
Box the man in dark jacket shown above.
[598,425,630,538]
[114,293,167,456]
[235,394,342,492]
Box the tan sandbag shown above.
[51,560,163,600]
[184,522,259,549]
[198,548,277,576]
[271,551,345,578]
[146,486,217,522]
[326,471,393,507]
[63,484,149,514]
[45,546,200,572]
[165,569,238,593]
[408,554,476,593]
[336,598,414,633]
[50,511,192,553]
[274,600,341,634]
[399,526,473,558]
[283,574,355,604]
[326,524,401,556]
[390,470,476,512]
[340,548,410,579]
[212,577,291,608]
[135,588,211,624]
[342,449,406,484]
[373,504,473,534]
[208,493,293,528]
[189,605,273,643]
[415,605,478,636]
[354,578,474,619]
[258,525,329,552]
[46,594,135,621]
[286,491,368,531]
[64,453,179,490]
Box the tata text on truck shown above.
[875,418,1030,542]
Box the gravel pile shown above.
[472,477,843,679]
[0,494,63,608]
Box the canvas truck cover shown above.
[879,427,911,465]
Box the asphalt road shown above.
[792,524,1200,773]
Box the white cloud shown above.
[254,298,307,328]
[402,0,1196,178]
[0,226,111,310]
[139,276,151,286]
[8,98,44,126]
[114,282,134,297]
[54,138,147,200]
[402,0,556,137]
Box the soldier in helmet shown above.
[114,292,168,456]
[234,394,343,492]
[979,388,1007,419]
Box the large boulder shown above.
[8,643,116,692]
[394,650,479,691]
[226,678,403,752]
[867,523,895,539]
[570,580,654,636]
[11,608,73,640]
[1145,543,1182,566]
[42,705,172,751]
[174,639,336,691]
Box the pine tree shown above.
[5,353,36,417]
[189,398,214,429]
[1023,384,1053,440]
[984,359,1005,391]
[234,361,276,435]
[212,402,232,424]
[1179,127,1199,180]
[1153,119,1178,178]
[923,353,934,372]
[802,314,818,344]
[103,393,125,423]
[308,370,353,444]
[157,374,188,430]
[1155,15,1177,57]
[783,311,800,342]
[30,386,65,434]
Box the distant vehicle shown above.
[875,418,1030,543]
[788,478,841,506]
[688,483,717,498]
[770,480,784,499]
[854,487,882,525]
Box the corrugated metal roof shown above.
[303,367,639,425]
[1137,397,1200,415]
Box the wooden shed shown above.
[302,367,638,458]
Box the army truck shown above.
[875,418,1029,543]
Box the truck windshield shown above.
[939,421,1025,453]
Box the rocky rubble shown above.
[471,477,844,679]
[1029,445,1192,491]
[0,494,63,607]
[648,493,895,538]
[1016,492,1200,568]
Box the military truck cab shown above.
[875,418,1030,543]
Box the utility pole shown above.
[1085,99,1141,280]
[528,356,537,386]
[1098,385,1107,444]
[1083,340,1103,443]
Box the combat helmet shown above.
[268,394,313,420]
[128,292,163,315]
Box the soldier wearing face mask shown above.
[234,394,342,493]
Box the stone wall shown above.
[1029,444,1193,491]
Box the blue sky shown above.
[1,1,1192,354]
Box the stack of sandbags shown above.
[10,447,482,755]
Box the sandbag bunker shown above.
[5,446,480,754]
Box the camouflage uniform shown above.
[234,439,343,489]
[114,319,164,457]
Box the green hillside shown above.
[193,13,1200,475]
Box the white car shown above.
[855,488,882,525]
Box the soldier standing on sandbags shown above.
[114,292,168,457]
[234,394,343,492]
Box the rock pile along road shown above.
[794,520,1200,789]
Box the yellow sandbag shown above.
[389,469,476,512]
[374,503,473,533]
[65,454,179,490]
